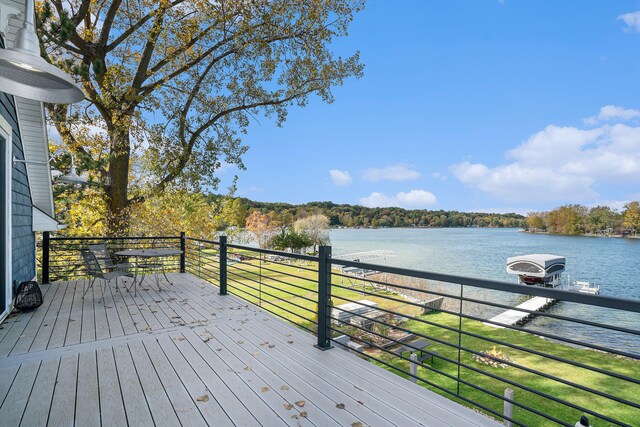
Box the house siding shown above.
[0,37,35,289]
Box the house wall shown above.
[0,37,35,289]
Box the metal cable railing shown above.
[40,234,640,427]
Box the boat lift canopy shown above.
[506,254,565,279]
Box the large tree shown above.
[39,0,364,233]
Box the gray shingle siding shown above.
[0,37,36,290]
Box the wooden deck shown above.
[0,273,498,426]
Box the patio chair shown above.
[81,249,133,302]
[88,243,134,273]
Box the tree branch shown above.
[151,85,320,194]
[97,0,123,46]
[106,0,186,52]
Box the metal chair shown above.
[88,243,134,273]
[81,249,133,302]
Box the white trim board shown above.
[0,113,13,321]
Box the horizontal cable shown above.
[332,274,640,337]
[226,265,318,306]
[231,258,317,284]
[329,306,639,410]
[227,263,317,295]
[227,243,317,262]
[330,283,640,361]
[330,293,640,384]
[328,327,568,427]
[226,274,317,316]
[331,258,640,313]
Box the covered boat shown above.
[506,254,565,288]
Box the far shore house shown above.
[0,0,83,322]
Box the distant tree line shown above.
[526,202,640,236]
[207,196,526,229]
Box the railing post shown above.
[179,232,186,273]
[42,231,50,284]
[219,235,227,295]
[316,245,333,350]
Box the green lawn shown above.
[189,253,639,426]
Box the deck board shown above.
[19,358,59,427]
[47,354,78,427]
[0,361,40,426]
[0,273,500,427]
[75,351,100,427]
[112,343,155,427]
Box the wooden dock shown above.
[0,273,498,426]
[485,296,558,328]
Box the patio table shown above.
[114,248,183,295]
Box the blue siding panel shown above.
[0,43,36,289]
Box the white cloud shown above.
[362,164,421,182]
[329,169,353,186]
[451,110,640,203]
[359,189,437,208]
[584,105,640,125]
[431,172,447,180]
[618,11,640,32]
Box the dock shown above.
[485,296,558,328]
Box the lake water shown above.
[329,228,640,354]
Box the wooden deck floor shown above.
[0,273,498,426]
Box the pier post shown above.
[410,353,419,383]
[503,388,514,427]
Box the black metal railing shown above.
[40,234,640,427]
[40,232,184,283]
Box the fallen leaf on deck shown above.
[287,340,294,344]
[357,400,363,405]
[295,400,305,407]
[216,348,222,351]
[260,387,269,392]
[291,415,299,420]
[300,411,307,418]
[283,403,293,410]
[196,394,209,402]
[252,352,260,357]
[280,385,289,391]
[260,341,269,346]
[352,422,363,427]
[173,336,185,341]
[268,344,276,348]
[336,403,345,409]
[244,365,252,371]
[237,340,244,344]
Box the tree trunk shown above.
[105,130,131,236]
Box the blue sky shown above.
[219,1,640,214]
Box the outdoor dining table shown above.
[114,248,183,295]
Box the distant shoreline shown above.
[521,230,640,239]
